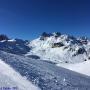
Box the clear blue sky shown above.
[0,0,90,40]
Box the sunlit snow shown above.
[0,59,40,90]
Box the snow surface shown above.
[0,59,40,90]
[8,39,16,42]
[0,51,90,90]
[57,60,90,76]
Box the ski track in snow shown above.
[0,59,40,90]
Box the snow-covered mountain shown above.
[27,32,90,64]
[1,32,90,64]
[25,32,90,76]
[0,33,90,89]
[0,33,90,74]
[0,38,30,55]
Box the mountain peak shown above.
[27,32,90,64]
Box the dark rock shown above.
[28,55,40,59]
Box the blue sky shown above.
[0,0,90,40]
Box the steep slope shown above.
[0,59,40,90]
[0,51,90,90]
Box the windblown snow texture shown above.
[0,59,40,90]
[0,51,90,90]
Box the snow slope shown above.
[0,59,40,90]
[57,60,90,76]
[0,51,90,90]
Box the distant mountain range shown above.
[0,32,90,63]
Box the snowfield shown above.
[57,60,90,76]
[0,51,90,90]
[0,59,40,90]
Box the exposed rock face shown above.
[0,34,9,41]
